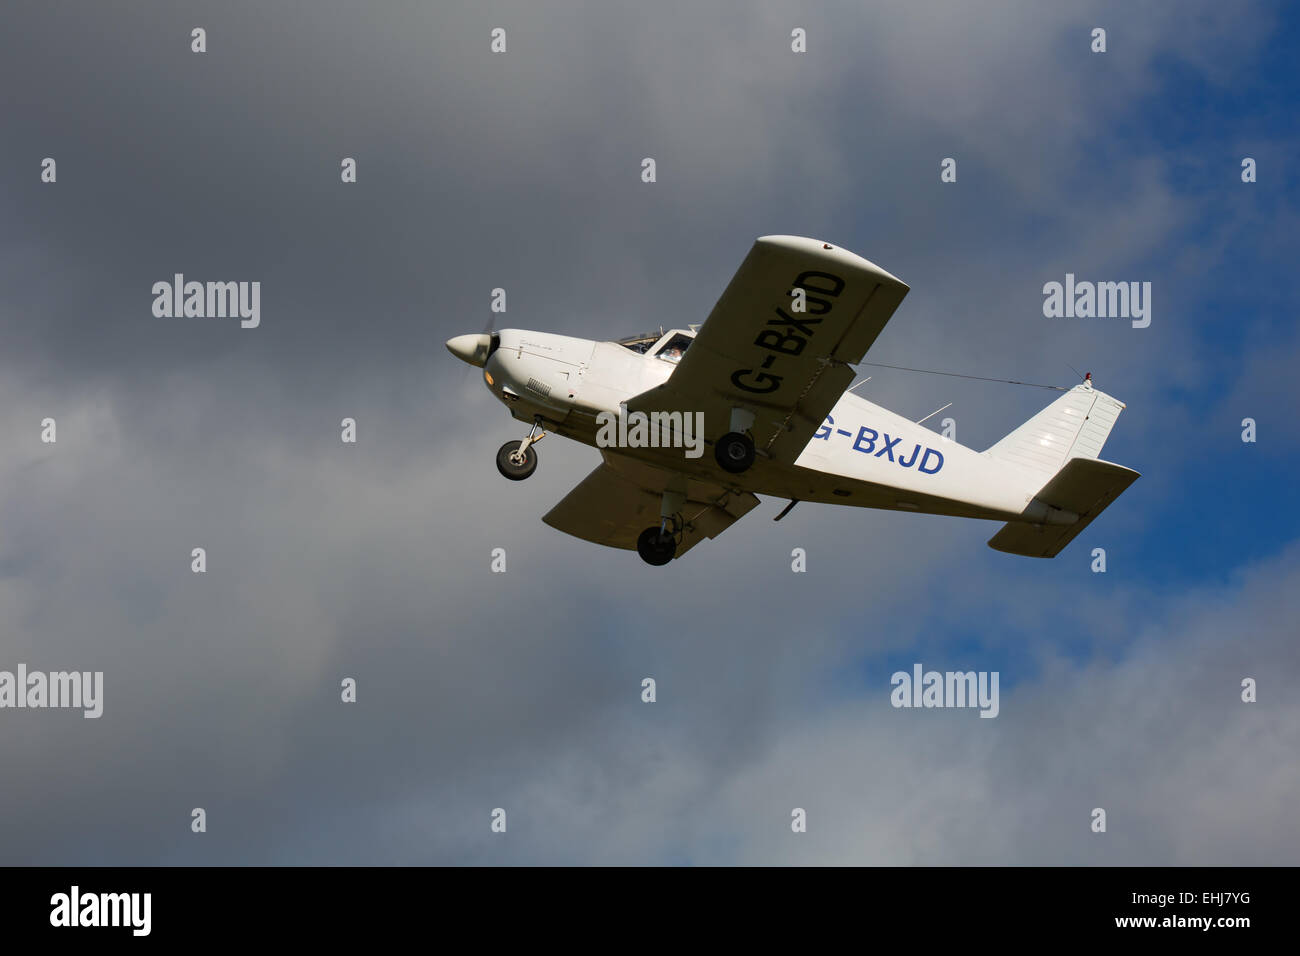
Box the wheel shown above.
[496,440,538,480]
[636,526,677,566]
[714,431,756,474]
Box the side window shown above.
[655,333,693,364]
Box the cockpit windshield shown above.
[615,329,696,360]
[616,333,661,354]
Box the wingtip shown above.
[753,235,907,287]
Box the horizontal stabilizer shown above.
[988,457,1140,558]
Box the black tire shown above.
[714,431,756,474]
[636,526,676,566]
[496,440,538,480]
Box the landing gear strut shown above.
[496,419,546,481]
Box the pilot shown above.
[661,347,683,364]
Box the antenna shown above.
[856,361,1067,391]
[916,402,952,426]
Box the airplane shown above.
[446,235,1139,566]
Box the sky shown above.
[0,0,1296,864]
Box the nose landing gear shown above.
[496,419,546,481]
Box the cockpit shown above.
[614,328,697,364]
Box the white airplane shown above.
[446,236,1139,566]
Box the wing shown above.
[626,235,909,464]
[542,455,760,559]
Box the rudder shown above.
[984,382,1126,480]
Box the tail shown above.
[984,380,1125,479]
[984,381,1139,558]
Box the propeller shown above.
[447,332,494,369]
[451,311,500,383]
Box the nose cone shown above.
[446,333,492,367]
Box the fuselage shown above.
[470,328,1047,523]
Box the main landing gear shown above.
[636,525,677,566]
[713,407,757,474]
[496,419,546,481]
[714,431,756,473]
[636,489,686,566]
